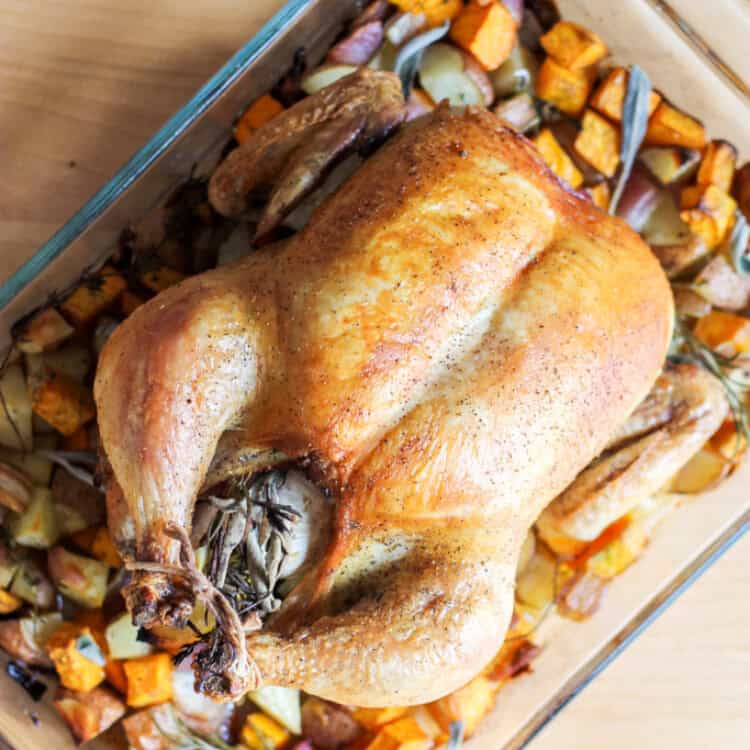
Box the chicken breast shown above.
[94,100,673,705]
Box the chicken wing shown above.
[94,90,673,704]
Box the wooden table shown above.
[1,2,748,748]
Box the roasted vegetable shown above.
[490,43,539,98]
[46,622,107,692]
[15,308,74,354]
[585,522,648,579]
[123,652,174,708]
[9,559,55,609]
[0,460,32,513]
[139,266,187,294]
[533,127,583,189]
[645,101,706,150]
[391,0,461,27]
[694,309,750,356]
[53,684,126,745]
[105,612,154,659]
[0,589,22,614]
[235,95,285,144]
[362,716,433,750]
[556,569,607,621]
[48,546,109,608]
[384,12,426,46]
[242,711,292,750]
[30,369,96,437]
[589,67,661,122]
[639,146,701,185]
[692,254,750,311]
[28,342,93,384]
[0,612,63,667]
[122,704,177,750]
[121,290,146,317]
[671,284,712,319]
[52,469,105,536]
[250,685,302,734]
[301,64,358,95]
[72,525,122,567]
[517,529,537,576]
[670,448,731,494]
[353,707,407,731]
[492,92,539,133]
[697,140,737,193]
[574,109,620,178]
[735,162,750,221]
[93,316,119,356]
[328,20,384,66]
[419,43,489,107]
[449,0,517,71]
[585,181,611,210]
[59,265,127,327]
[0,363,33,451]
[515,542,558,610]
[9,486,59,548]
[539,20,606,70]
[535,56,592,117]
[680,184,737,249]
[302,698,362,750]
[405,88,435,121]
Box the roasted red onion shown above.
[614,163,662,232]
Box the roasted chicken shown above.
[94,70,673,707]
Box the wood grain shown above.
[0,1,748,749]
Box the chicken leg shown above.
[94,86,673,704]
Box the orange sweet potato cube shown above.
[427,675,501,739]
[645,101,706,150]
[574,109,621,178]
[535,57,592,117]
[589,67,661,122]
[533,128,584,189]
[353,706,408,731]
[123,653,173,707]
[234,94,284,144]
[694,310,750,356]
[391,0,462,27]
[364,717,433,750]
[585,181,611,210]
[680,184,737,248]
[449,0,517,71]
[59,265,127,327]
[539,20,607,70]
[697,140,737,193]
[31,370,96,436]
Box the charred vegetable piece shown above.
[52,469,105,536]
[235,95,285,144]
[680,184,737,249]
[0,364,33,451]
[59,265,127,327]
[0,613,63,668]
[449,0,517,71]
[539,20,606,70]
[27,343,92,384]
[53,684,126,745]
[574,109,620,178]
[645,101,706,150]
[696,139,737,193]
[10,486,59,548]
[15,308,74,354]
[303,698,363,750]
[139,266,187,294]
[242,711,293,750]
[123,652,174,708]
[6,661,48,701]
[48,546,109,608]
[589,67,661,122]
[533,127,583,189]
[121,290,146,317]
[46,622,107,692]
[535,56,592,117]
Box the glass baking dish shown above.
[0,1,748,749]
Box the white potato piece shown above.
[105,612,154,659]
[10,486,59,548]
[0,364,33,451]
[301,64,358,95]
[419,43,484,107]
[250,685,302,734]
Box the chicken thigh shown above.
[94,73,673,706]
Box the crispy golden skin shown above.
[95,105,673,705]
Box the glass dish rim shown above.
[0,0,748,747]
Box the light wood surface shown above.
[0,1,748,748]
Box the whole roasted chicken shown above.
[94,70,673,707]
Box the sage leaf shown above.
[728,210,750,278]
[393,21,450,97]
[610,65,652,215]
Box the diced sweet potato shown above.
[303,698,363,749]
[645,102,706,150]
[46,622,106,692]
[363,716,433,750]
[392,0,462,27]
[104,657,128,694]
[694,310,750,356]
[533,128,583,189]
[0,588,22,614]
[535,56,592,117]
[139,266,187,294]
[697,140,737,193]
[589,67,661,122]
[59,265,127,327]
[53,684,126,745]
[241,711,291,750]
[449,0,517,71]
[353,707,408,732]
[234,94,285,145]
[123,652,174,707]
[72,525,121,567]
[31,370,96,437]
[15,308,74,354]
[539,21,607,70]
[574,109,620,178]
[428,675,500,739]
[48,546,109,608]
[585,181,611,210]
[680,184,737,249]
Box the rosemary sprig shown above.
[671,318,750,446]
[609,65,652,215]
[393,22,450,97]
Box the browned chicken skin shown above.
[94,72,673,706]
